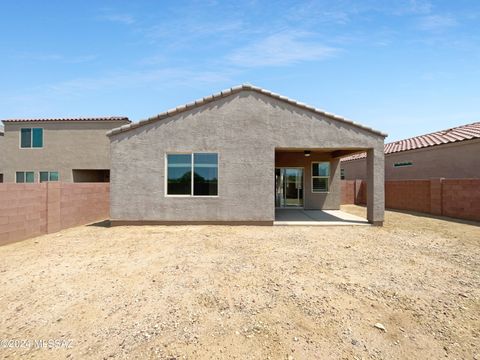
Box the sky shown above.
[0,0,479,141]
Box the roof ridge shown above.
[107,84,387,137]
[393,121,480,143]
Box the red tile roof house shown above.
[341,122,480,180]
[108,84,387,226]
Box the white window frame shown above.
[165,152,219,198]
[16,171,35,183]
[311,161,330,193]
[19,127,44,149]
[39,171,60,182]
[393,161,413,168]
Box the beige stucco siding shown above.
[110,91,384,223]
[0,120,130,182]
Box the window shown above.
[72,169,109,182]
[340,168,345,180]
[394,161,413,167]
[40,171,59,182]
[16,171,35,183]
[312,162,330,192]
[166,153,218,196]
[193,153,218,196]
[20,128,43,148]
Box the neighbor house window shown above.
[394,161,413,167]
[340,168,345,180]
[312,162,330,192]
[166,153,218,196]
[16,171,35,183]
[20,128,43,148]
[40,171,59,182]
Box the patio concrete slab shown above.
[274,209,369,226]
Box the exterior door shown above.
[275,168,304,207]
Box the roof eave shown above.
[107,84,387,138]
[2,117,131,124]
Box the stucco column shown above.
[330,158,341,210]
[366,145,384,225]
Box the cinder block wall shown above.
[385,180,431,213]
[0,184,48,244]
[0,183,109,245]
[59,183,110,231]
[340,180,355,204]
[442,179,480,221]
[341,179,480,222]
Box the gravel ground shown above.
[0,205,479,360]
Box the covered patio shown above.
[274,208,369,225]
[275,147,384,225]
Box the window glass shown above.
[40,172,49,182]
[25,172,34,183]
[193,153,218,196]
[32,128,43,148]
[312,178,328,192]
[16,172,25,183]
[49,172,59,181]
[312,162,330,177]
[394,161,413,167]
[312,162,330,192]
[21,129,31,148]
[167,154,192,195]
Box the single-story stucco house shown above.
[107,84,387,225]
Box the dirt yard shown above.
[0,206,479,360]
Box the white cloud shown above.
[418,14,457,31]
[142,19,245,44]
[227,32,338,67]
[13,53,97,64]
[41,67,233,96]
[394,0,432,15]
[98,12,135,25]
[0,66,235,118]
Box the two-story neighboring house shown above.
[0,117,130,183]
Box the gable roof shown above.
[341,121,480,162]
[2,116,130,123]
[107,84,387,137]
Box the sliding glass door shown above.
[275,168,304,208]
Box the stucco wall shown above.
[341,157,367,180]
[341,139,480,180]
[110,91,384,222]
[0,120,130,183]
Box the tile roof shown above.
[2,116,130,123]
[341,121,480,162]
[107,84,387,137]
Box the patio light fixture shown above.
[304,150,311,157]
